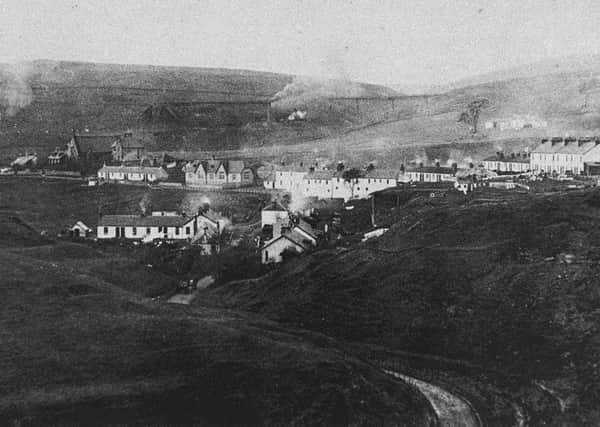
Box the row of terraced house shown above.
[183,159,255,188]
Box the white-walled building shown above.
[97,213,198,240]
[261,202,290,228]
[530,137,600,175]
[482,153,530,173]
[98,165,168,183]
[183,159,254,188]
[401,164,457,183]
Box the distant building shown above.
[530,137,600,175]
[98,213,200,240]
[401,163,457,183]
[184,159,254,188]
[113,132,146,162]
[97,165,168,183]
[11,153,38,170]
[261,201,290,228]
[485,115,548,131]
[70,221,92,238]
[261,217,317,264]
[481,152,530,173]
[264,164,307,191]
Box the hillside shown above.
[202,190,600,426]
[0,60,400,163]
[0,183,434,426]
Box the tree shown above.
[458,98,489,134]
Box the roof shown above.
[288,228,315,245]
[304,170,335,180]
[227,160,246,174]
[404,165,455,174]
[263,201,288,212]
[11,155,37,166]
[532,138,600,155]
[296,218,318,239]
[482,154,529,163]
[275,164,308,172]
[73,134,119,153]
[98,214,195,227]
[364,169,400,179]
[262,234,307,251]
[119,136,146,149]
[71,221,92,231]
[206,159,221,173]
[98,165,169,178]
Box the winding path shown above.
[385,370,482,427]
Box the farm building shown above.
[481,152,530,173]
[97,165,168,183]
[401,163,457,183]
[261,218,317,264]
[530,137,600,175]
[69,221,92,237]
[97,213,199,240]
[261,201,289,227]
[11,153,38,170]
[113,132,146,162]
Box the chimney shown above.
[418,162,424,168]
[273,220,282,238]
[451,162,458,173]
[435,161,440,168]
[400,163,405,173]
[468,162,474,169]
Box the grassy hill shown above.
[202,189,600,426]
[0,180,433,426]
[0,60,401,163]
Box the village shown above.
[4,129,600,276]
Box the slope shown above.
[203,190,600,426]
[0,221,434,426]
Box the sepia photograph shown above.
[1,0,600,425]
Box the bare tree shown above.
[458,98,489,134]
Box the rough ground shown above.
[202,189,600,426]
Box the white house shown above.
[401,164,457,183]
[97,213,199,240]
[261,217,317,264]
[97,165,168,183]
[261,234,307,264]
[530,137,600,175]
[481,152,530,173]
[265,164,308,192]
[261,201,290,228]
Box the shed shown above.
[70,221,92,237]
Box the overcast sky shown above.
[1,0,600,87]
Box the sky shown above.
[1,0,600,88]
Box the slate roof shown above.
[364,169,400,179]
[73,134,120,153]
[262,234,307,251]
[404,165,455,174]
[304,170,335,180]
[483,154,529,163]
[98,165,169,178]
[98,215,195,227]
[533,138,600,155]
[227,160,246,174]
[263,201,288,212]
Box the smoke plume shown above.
[0,62,33,117]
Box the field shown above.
[201,188,600,426]
[0,177,435,426]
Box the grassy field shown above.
[0,177,435,425]
[202,188,600,426]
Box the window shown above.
[186,226,190,235]
[132,227,137,236]
[175,227,180,235]
[218,172,225,180]
[146,227,151,234]
[103,227,108,234]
